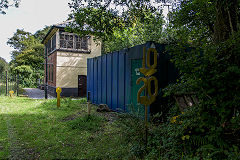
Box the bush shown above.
[122,32,240,160]
[154,32,240,159]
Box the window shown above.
[60,33,74,49]
[46,34,57,55]
[60,32,90,51]
[47,40,51,54]
[47,64,54,82]
[60,33,66,48]
[75,35,81,49]
[52,34,56,51]
[75,35,88,50]
[48,65,50,81]
[51,64,54,82]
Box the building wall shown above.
[56,37,101,88]
[47,52,57,87]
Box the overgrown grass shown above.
[2,97,237,159]
[0,96,132,159]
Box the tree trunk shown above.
[213,0,238,43]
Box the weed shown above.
[68,114,105,132]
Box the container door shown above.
[78,75,87,97]
[130,59,145,116]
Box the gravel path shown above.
[23,88,54,99]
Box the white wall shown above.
[56,37,101,88]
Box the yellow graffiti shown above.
[136,77,148,105]
[147,48,158,70]
[137,47,158,106]
[147,76,158,99]
[56,87,62,107]
[139,48,158,77]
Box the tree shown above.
[0,0,20,14]
[102,10,164,53]
[0,57,8,73]
[7,27,50,87]
[160,0,240,159]
[34,26,51,41]
[7,29,38,53]
[68,0,169,52]
[170,0,239,44]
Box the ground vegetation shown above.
[68,0,240,159]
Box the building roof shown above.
[42,20,94,44]
[41,20,74,44]
[53,19,74,28]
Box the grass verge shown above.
[0,96,133,159]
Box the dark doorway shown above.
[78,75,87,97]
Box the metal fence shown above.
[0,71,19,96]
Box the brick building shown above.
[42,21,101,97]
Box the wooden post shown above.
[17,74,19,96]
[5,71,7,96]
[57,93,60,107]
[87,91,91,115]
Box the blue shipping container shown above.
[87,42,178,116]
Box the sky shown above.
[0,0,72,62]
[0,0,171,63]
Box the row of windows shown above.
[46,34,56,55]
[59,32,89,50]
[45,32,90,55]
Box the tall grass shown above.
[0,97,132,159]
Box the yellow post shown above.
[87,102,91,115]
[9,90,14,98]
[56,87,62,107]
[137,46,159,150]
[145,104,148,146]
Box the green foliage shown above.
[34,26,51,41]
[103,10,164,53]
[0,0,20,14]
[68,0,167,52]
[67,7,123,42]
[170,0,215,43]
[144,103,240,159]
[0,57,8,73]
[7,27,50,87]
[116,113,146,159]
[12,65,35,87]
[69,114,105,132]
[154,0,240,159]
[7,29,38,52]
